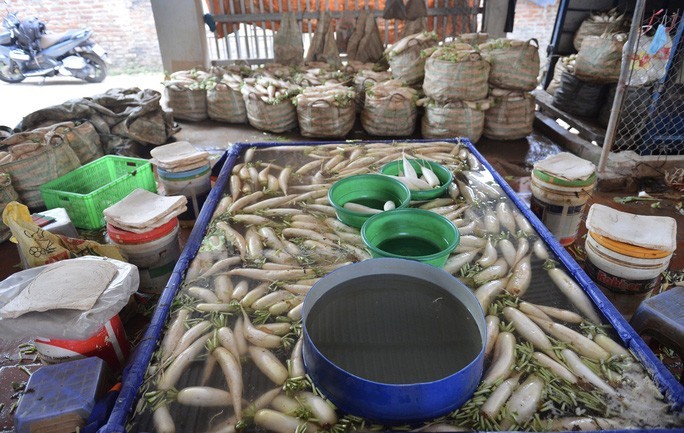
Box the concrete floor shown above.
[0,75,683,432]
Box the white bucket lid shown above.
[586,204,677,252]
[150,141,209,170]
[533,152,596,181]
[104,188,188,232]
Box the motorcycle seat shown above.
[39,29,81,50]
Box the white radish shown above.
[483,332,516,385]
[529,303,584,324]
[513,211,532,234]
[251,290,294,310]
[279,167,291,195]
[201,256,243,278]
[254,409,320,433]
[200,352,217,386]
[420,165,441,188]
[533,239,549,261]
[233,317,248,355]
[474,277,508,311]
[169,321,212,360]
[249,346,289,385]
[232,280,249,300]
[242,310,282,349]
[213,274,234,302]
[513,237,529,266]
[402,153,418,179]
[561,349,616,395]
[594,334,631,358]
[187,286,219,303]
[271,394,300,414]
[484,315,500,359]
[160,308,190,362]
[289,337,306,377]
[473,258,509,286]
[298,391,338,427]
[443,250,479,275]
[498,238,517,267]
[394,175,433,190]
[153,404,175,433]
[544,417,623,431]
[256,322,292,336]
[383,200,396,211]
[496,201,516,234]
[196,303,234,313]
[288,302,304,321]
[158,333,211,390]
[548,267,602,324]
[518,301,552,322]
[177,386,232,406]
[476,239,498,267]
[214,347,244,419]
[532,352,578,384]
[484,209,500,234]
[528,316,610,361]
[500,374,545,429]
[343,202,382,214]
[480,375,520,420]
[505,255,532,296]
[240,284,269,308]
[502,307,554,355]
[217,326,241,360]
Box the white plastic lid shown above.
[586,203,677,252]
[103,188,187,232]
[533,152,596,181]
[150,141,209,169]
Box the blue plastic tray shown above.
[98,139,684,433]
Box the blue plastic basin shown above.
[302,258,486,425]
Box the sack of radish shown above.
[552,71,607,118]
[423,46,490,101]
[361,80,418,136]
[573,9,625,51]
[163,69,211,122]
[295,84,356,138]
[386,32,439,85]
[479,38,540,91]
[574,34,626,84]
[483,88,535,140]
[419,98,490,142]
[353,70,392,112]
[241,76,301,133]
[206,68,249,124]
[546,55,575,96]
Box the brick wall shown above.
[507,0,560,69]
[8,0,162,73]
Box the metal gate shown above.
[204,0,479,65]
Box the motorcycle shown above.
[0,2,109,83]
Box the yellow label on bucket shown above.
[589,231,671,259]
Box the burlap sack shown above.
[0,140,80,209]
[274,12,304,66]
[244,93,297,133]
[423,51,490,101]
[573,12,624,51]
[0,173,19,242]
[165,87,208,122]
[297,99,356,138]
[546,56,571,96]
[48,121,103,164]
[421,99,490,142]
[354,70,391,112]
[480,38,540,91]
[483,89,535,140]
[575,35,625,84]
[362,93,417,136]
[388,39,436,85]
[207,83,247,123]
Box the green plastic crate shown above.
[40,155,157,230]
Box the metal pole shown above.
[598,0,647,174]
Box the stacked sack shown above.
[420,42,491,142]
[240,70,302,134]
[386,31,439,86]
[353,69,391,113]
[480,38,539,140]
[163,69,212,122]
[361,80,418,136]
[295,83,356,138]
[205,65,252,124]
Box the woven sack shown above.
[297,99,355,138]
[421,99,490,142]
[480,39,539,91]
[423,51,490,101]
[361,93,417,136]
[165,87,208,121]
[207,84,247,123]
[573,17,623,51]
[353,71,391,112]
[388,36,437,85]
[0,140,80,209]
[575,35,625,84]
[48,121,103,165]
[552,72,606,118]
[0,173,19,242]
[244,93,297,133]
[274,11,304,66]
[483,90,535,140]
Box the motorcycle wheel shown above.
[0,59,25,83]
[81,52,107,83]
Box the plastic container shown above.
[34,315,129,371]
[158,163,211,222]
[328,174,411,228]
[361,208,459,267]
[302,258,486,424]
[40,155,157,230]
[107,218,181,294]
[530,169,596,246]
[14,357,110,433]
[379,159,453,200]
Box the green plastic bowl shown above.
[361,208,460,267]
[328,174,411,228]
[380,159,453,201]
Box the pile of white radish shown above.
[137,141,681,433]
[385,153,442,191]
[240,75,301,105]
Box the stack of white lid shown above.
[103,189,187,233]
[150,141,210,172]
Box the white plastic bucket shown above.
[158,164,211,221]
[107,218,181,294]
[530,169,596,246]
